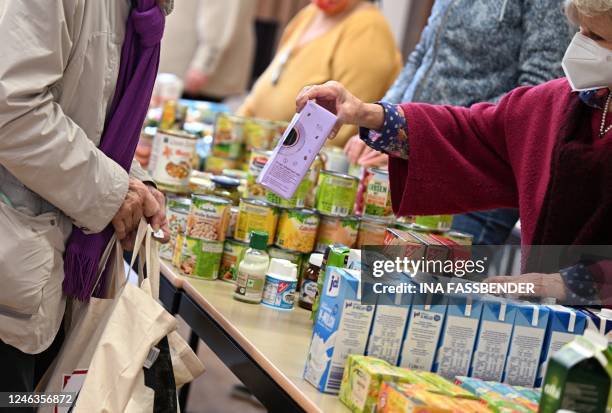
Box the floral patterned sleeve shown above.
[358,101,409,159]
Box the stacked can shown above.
[355,167,394,247]
[206,114,244,174]
[179,195,230,280]
[160,196,191,261]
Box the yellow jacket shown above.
[238,4,402,147]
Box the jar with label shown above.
[262,259,298,310]
[234,231,270,304]
[210,175,241,205]
[298,253,323,311]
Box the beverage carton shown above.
[347,249,362,271]
[338,355,417,413]
[433,295,483,379]
[581,308,612,344]
[539,332,611,413]
[304,267,375,393]
[366,272,413,365]
[377,383,462,413]
[311,244,351,321]
[503,304,550,387]
[399,291,448,371]
[470,300,518,381]
[258,100,336,199]
[454,377,534,413]
[415,371,478,399]
[382,228,426,261]
[536,305,587,387]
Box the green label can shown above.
[187,195,231,241]
[265,178,311,208]
[219,239,248,283]
[246,149,271,199]
[315,170,358,216]
[234,198,279,245]
[179,236,223,280]
[160,206,190,261]
[414,215,454,232]
[212,114,244,159]
[315,214,360,252]
[363,168,392,217]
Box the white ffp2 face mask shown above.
[562,32,612,91]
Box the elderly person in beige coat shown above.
[0,0,172,395]
[160,0,257,101]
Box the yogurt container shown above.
[262,259,298,310]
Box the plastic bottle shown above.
[262,259,298,310]
[234,231,269,304]
[298,253,323,310]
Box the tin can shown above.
[265,178,311,208]
[205,155,239,175]
[234,198,279,245]
[244,118,275,151]
[225,206,239,239]
[212,114,244,159]
[321,146,349,174]
[219,239,248,283]
[275,208,319,253]
[363,168,392,217]
[356,216,389,248]
[305,155,323,208]
[186,195,231,242]
[160,198,191,261]
[414,215,454,232]
[315,170,358,216]
[446,230,474,246]
[315,214,360,252]
[269,120,289,148]
[246,149,271,199]
[178,236,224,280]
[268,246,303,274]
[188,171,214,195]
[148,129,197,193]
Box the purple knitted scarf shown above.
[63,0,164,300]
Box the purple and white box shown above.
[257,101,337,199]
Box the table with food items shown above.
[145,95,612,413]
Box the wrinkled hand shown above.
[146,185,170,243]
[296,81,370,139]
[344,135,388,167]
[112,178,159,250]
[485,273,566,301]
[184,69,209,94]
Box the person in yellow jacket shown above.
[238,0,402,147]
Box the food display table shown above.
[160,261,349,413]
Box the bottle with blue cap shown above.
[234,231,269,304]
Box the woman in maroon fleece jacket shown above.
[296,0,612,305]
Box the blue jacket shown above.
[384,0,574,105]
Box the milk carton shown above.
[399,289,447,371]
[258,101,337,199]
[365,272,412,365]
[433,295,483,379]
[347,249,362,271]
[503,304,549,387]
[304,267,375,393]
[470,299,518,381]
[581,308,612,344]
[536,305,587,387]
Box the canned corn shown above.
[275,208,319,253]
[234,198,279,245]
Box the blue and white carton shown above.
[503,304,550,387]
[470,299,518,382]
[304,266,375,393]
[433,294,483,379]
[365,272,413,366]
[399,287,448,371]
[535,305,587,387]
[581,308,612,344]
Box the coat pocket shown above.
[0,201,63,316]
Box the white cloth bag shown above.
[40,220,204,412]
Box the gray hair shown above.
[566,0,612,20]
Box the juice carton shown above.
[339,355,417,413]
[311,244,351,321]
[399,291,448,371]
[454,377,534,413]
[503,304,550,387]
[347,249,362,271]
[581,308,612,344]
[366,272,413,365]
[433,295,483,379]
[383,228,427,261]
[415,371,479,399]
[539,331,611,413]
[470,300,518,382]
[377,383,461,413]
[536,305,587,387]
[452,398,494,413]
[512,386,541,404]
[304,267,375,393]
[484,381,538,412]
[258,100,336,199]
[408,231,450,264]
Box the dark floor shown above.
[177,318,267,413]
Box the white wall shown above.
[380,0,411,48]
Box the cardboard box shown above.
[382,228,426,262]
[581,308,612,344]
[539,332,611,413]
[536,305,587,387]
[470,300,518,382]
[366,272,413,365]
[304,267,375,393]
[338,355,417,413]
[503,304,550,387]
[454,377,534,413]
[399,291,447,371]
[377,383,461,413]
